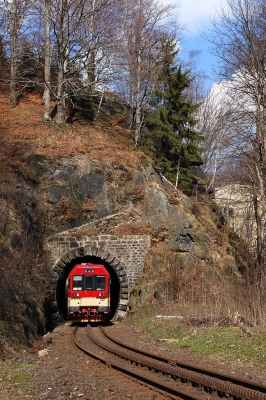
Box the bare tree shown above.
[83,0,123,120]
[47,0,118,126]
[198,81,249,190]
[113,0,176,146]
[207,0,266,272]
[1,0,33,107]
[49,0,91,125]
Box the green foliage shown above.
[173,326,266,368]
[142,36,203,193]
[18,46,41,81]
[67,96,95,122]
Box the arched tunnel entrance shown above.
[48,244,131,325]
[56,255,121,321]
[46,234,151,326]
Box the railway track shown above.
[73,324,266,399]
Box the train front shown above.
[67,263,110,323]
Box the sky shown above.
[166,0,228,92]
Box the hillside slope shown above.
[0,92,250,356]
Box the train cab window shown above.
[96,276,105,290]
[73,276,83,290]
[84,276,93,290]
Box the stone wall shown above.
[46,234,151,321]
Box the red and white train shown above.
[66,262,110,323]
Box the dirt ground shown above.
[24,319,265,400]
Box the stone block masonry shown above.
[47,234,151,290]
[46,234,151,322]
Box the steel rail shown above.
[73,325,212,399]
[88,325,266,400]
[100,325,266,396]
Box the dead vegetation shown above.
[0,92,141,180]
[0,91,147,358]
[0,90,265,365]
[0,191,50,359]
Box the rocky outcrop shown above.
[0,96,250,356]
[26,153,240,274]
[0,149,243,329]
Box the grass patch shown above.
[0,355,38,399]
[128,312,266,372]
[174,326,266,367]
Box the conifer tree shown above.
[144,36,203,192]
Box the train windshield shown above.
[96,276,105,290]
[73,276,83,290]
[72,275,106,290]
[85,276,93,290]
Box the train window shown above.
[71,275,106,291]
[96,276,105,290]
[73,276,83,290]
[84,276,93,290]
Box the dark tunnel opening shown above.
[55,255,121,321]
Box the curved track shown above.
[73,324,266,400]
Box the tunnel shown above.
[46,235,151,326]
[48,246,130,326]
[55,256,121,321]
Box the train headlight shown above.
[72,293,80,297]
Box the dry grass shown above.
[0,92,141,179]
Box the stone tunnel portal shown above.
[46,234,151,324]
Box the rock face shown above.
[28,153,240,274]
[1,148,243,327]
[0,147,246,344]
[0,97,249,356]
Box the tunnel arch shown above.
[48,245,129,323]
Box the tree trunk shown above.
[129,69,135,130]
[56,0,66,126]
[134,47,141,147]
[56,64,65,126]
[87,0,96,88]
[253,113,266,274]
[44,0,51,121]
[10,0,18,108]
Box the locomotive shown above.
[66,262,110,323]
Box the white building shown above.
[214,184,256,244]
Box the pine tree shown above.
[144,36,203,193]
